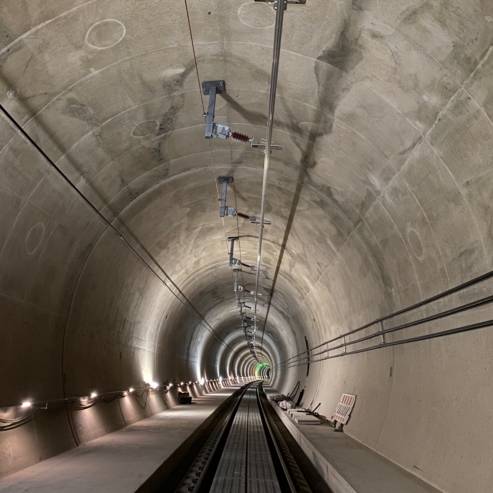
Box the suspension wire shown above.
[0,104,237,354]
[184,0,250,347]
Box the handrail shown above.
[276,269,493,369]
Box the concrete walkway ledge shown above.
[265,388,441,493]
[0,386,242,493]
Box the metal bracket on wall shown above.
[218,176,235,217]
[254,0,306,9]
[228,236,239,266]
[202,80,227,139]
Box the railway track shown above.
[173,382,320,493]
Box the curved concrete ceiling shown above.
[1,1,493,491]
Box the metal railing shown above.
[276,270,493,369]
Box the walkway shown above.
[0,386,240,493]
[266,388,441,493]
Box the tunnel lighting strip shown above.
[253,0,286,361]
[275,269,493,369]
[0,105,237,355]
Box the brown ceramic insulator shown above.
[230,131,252,143]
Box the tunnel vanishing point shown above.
[1,1,493,492]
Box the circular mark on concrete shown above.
[86,19,126,50]
[26,222,45,255]
[7,89,16,99]
[486,16,493,22]
[422,94,429,102]
[238,2,275,29]
[407,227,424,259]
[131,120,159,138]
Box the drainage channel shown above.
[173,382,317,493]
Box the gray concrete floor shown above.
[266,389,441,493]
[0,386,239,493]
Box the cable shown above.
[183,0,252,358]
[0,104,236,355]
[0,409,38,431]
[287,381,300,401]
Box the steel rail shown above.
[175,381,313,492]
[253,0,286,362]
[256,384,305,493]
[208,382,283,493]
[176,383,253,493]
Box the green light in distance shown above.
[255,362,270,378]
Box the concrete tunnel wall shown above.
[1,1,493,492]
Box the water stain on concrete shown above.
[63,96,105,151]
[133,62,196,170]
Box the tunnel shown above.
[1,1,493,492]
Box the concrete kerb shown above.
[266,390,356,493]
[265,388,441,493]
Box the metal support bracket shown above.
[202,80,227,139]
[254,0,306,9]
[202,80,226,96]
[251,138,283,152]
[228,236,239,266]
[218,177,235,217]
[249,216,272,225]
[379,321,386,344]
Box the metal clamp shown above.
[249,216,272,225]
[251,138,283,152]
[254,0,306,9]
